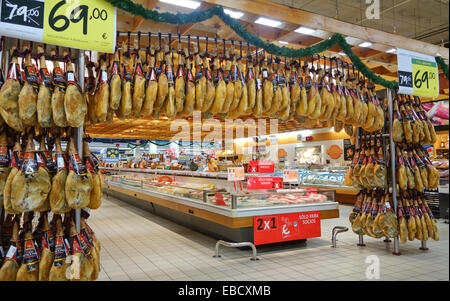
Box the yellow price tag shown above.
[43,0,116,53]
[412,58,439,98]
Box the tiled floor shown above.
[89,196,449,281]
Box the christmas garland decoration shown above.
[105,0,449,89]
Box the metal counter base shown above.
[104,183,340,244]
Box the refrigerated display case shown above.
[101,167,339,244]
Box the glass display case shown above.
[103,168,337,212]
[298,166,352,188]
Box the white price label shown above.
[283,170,298,183]
[227,167,244,181]
[5,246,17,259]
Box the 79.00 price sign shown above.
[0,0,116,53]
[397,48,439,98]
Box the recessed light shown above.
[359,42,372,48]
[254,17,282,28]
[223,8,244,19]
[294,26,316,35]
[159,0,200,9]
[386,48,396,53]
[278,41,288,45]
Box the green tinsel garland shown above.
[105,0,449,89]
[436,56,450,80]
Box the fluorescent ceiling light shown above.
[254,17,282,28]
[339,52,346,56]
[294,26,315,35]
[386,48,396,53]
[278,41,288,44]
[223,8,244,19]
[159,0,200,9]
[359,42,372,48]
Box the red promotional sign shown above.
[246,177,283,190]
[247,161,275,173]
[253,211,321,245]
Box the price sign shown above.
[254,211,321,245]
[283,170,298,183]
[397,48,439,98]
[227,167,244,181]
[247,177,283,190]
[247,161,275,173]
[0,0,116,53]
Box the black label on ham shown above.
[53,236,67,266]
[80,228,94,247]
[23,239,39,271]
[53,67,66,92]
[10,150,23,169]
[69,154,88,179]
[22,152,39,178]
[40,151,56,174]
[222,70,230,84]
[0,68,4,87]
[230,65,238,82]
[39,68,53,89]
[212,69,222,85]
[166,65,174,86]
[0,145,9,173]
[24,65,39,91]
[123,65,132,82]
[84,155,96,172]
[41,230,55,252]
[71,234,92,259]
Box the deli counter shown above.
[101,167,339,244]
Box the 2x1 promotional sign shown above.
[246,176,283,190]
[253,211,321,245]
[247,161,275,173]
[397,48,440,98]
[0,0,116,53]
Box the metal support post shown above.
[420,240,429,251]
[74,50,85,233]
[357,235,366,247]
[387,89,401,256]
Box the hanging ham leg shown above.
[0,217,20,281]
[94,55,110,122]
[48,215,70,281]
[36,45,54,128]
[0,47,24,132]
[11,132,51,212]
[18,45,39,126]
[132,39,146,118]
[50,50,68,127]
[16,212,39,281]
[64,52,86,127]
[84,139,102,209]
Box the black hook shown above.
[158,32,162,51]
[188,35,191,56]
[127,31,131,50]
[222,39,226,57]
[168,33,172,52]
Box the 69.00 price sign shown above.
[0,0,116,53]
[397,48,439,98]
